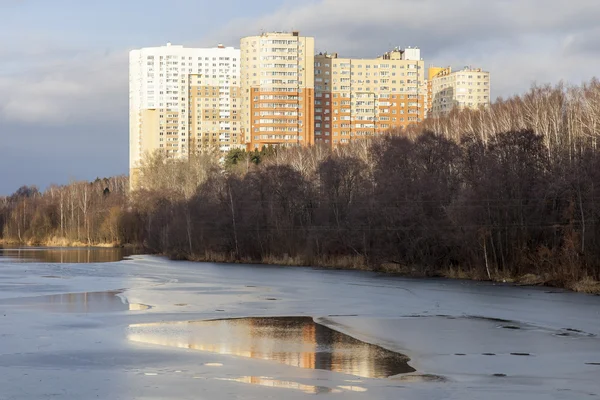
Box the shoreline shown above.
[0,238,136,249]
[1,240,598,295]
[173,252,600,296]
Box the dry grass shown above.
[442,267,473,280]
[261,254,308,267]
[441,267,499,281]
[43,237,71,247]
[568,277,600,294]
[180,252,370,271]
[185,251,249,264]
[516,273,545,286]
[50,239,118,248]
[316,255,369,270]
[89,242,120,248]
[2,236,119,248]
[378,263,409,274]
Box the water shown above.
[0,246,135,263]
[128,317,414,378]
[0,291,151,313]
[213,376,338,394]
[0,250,598,399]
[209,376,368,394]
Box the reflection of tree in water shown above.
[314,322,334,372]
[0,247,133,264]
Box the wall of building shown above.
[314,49,425,149]
[426,66,446,117]
[131,39,492,184]
[429,66,490,118]
[240,32,315,150]
[187,74,243,154]
[129,44,241,185]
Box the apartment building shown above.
[428,66,491,118]
[129,43,241,185]
[313,47,425,148]
[240,32,315,150]
[426,66,445,117]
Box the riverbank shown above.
[3,251,599,400]
[173,251,600,295]
[0,237,131,249]
[2,239,598,294]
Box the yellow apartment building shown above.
[240,32,315,150]
[313,47,425,148]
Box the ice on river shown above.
[0,251,598,399]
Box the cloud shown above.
[0,49,128,125]
[200,0,600,97]
[1,0,600,194]
[562,26,600,56]
[2,0,598,127]
[0,47,130,194]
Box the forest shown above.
[0,177,128,247]
[2,79,600,292]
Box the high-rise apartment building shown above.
[313,47,425,148]
[129,43,241,185]
[428,66,491,118]
[240,32,315,150]
[426,66,445,117]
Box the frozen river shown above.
[0,249,599,399]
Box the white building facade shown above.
[428,66,491,118]
[129,43,241,186]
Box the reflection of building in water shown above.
[316,322,380,378]
[302,322,317,369]
[42,292,119,313]
[216,376,332,394]
[314,322,333,371]
[127,317,412,378]
[245,317,318,369]
[0,291,149,313]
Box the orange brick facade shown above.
[314,50,426,149]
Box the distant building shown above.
[129,43,241,186]
[129,36,490,186]
[240,32,315,150]
[313,47,425,148]
[426,66,445,117]
[428,66,491,118]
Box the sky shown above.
[1,0,599,195]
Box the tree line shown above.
[1,79,600,290]
[0,177,128,246]
[125,129,599,287]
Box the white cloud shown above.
[201,0,600,97]
[0,50,128,125]
[1,0,599,128]
[1,0,598,193]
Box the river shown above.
[0,248,598,399]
